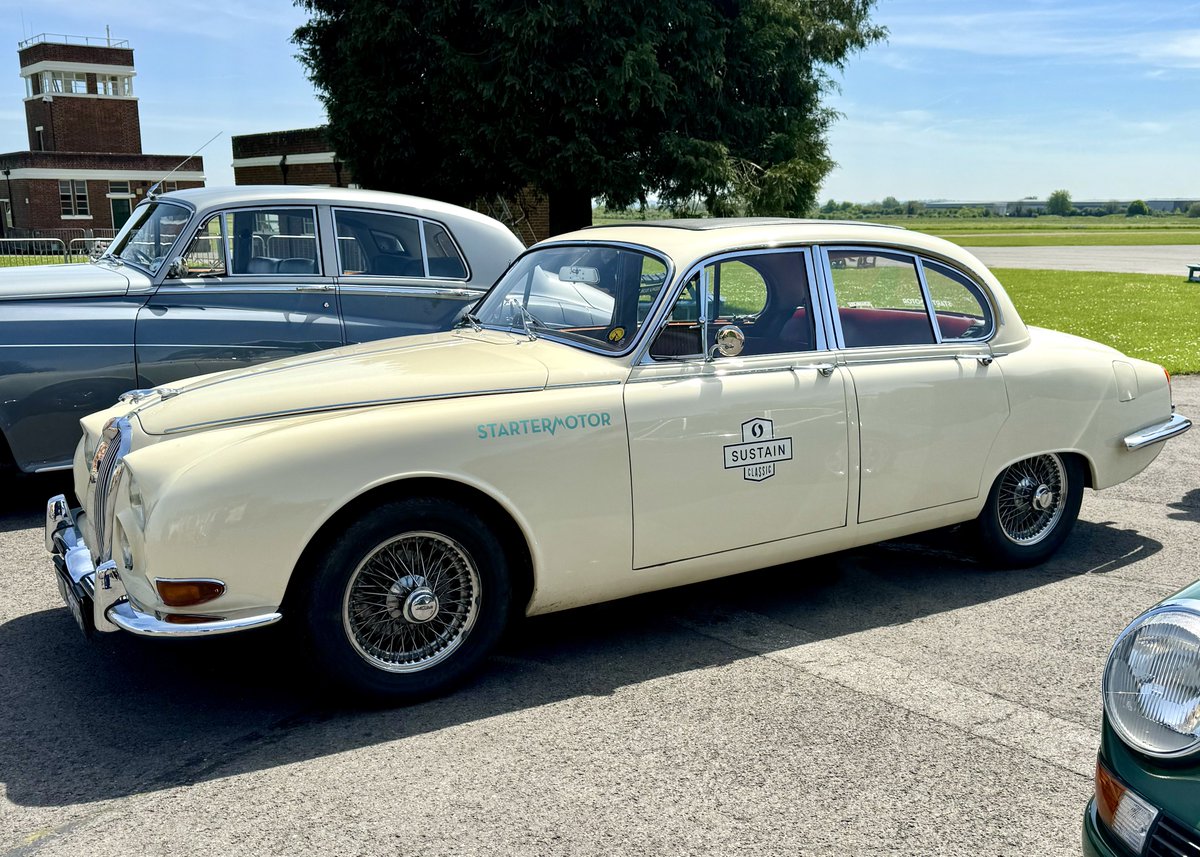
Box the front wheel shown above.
[303,497,511,701]
[975,452,1084,567]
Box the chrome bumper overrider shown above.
[1123,413,1192,450]
[45,494,282,638]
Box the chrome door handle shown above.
[295,284,335,293]
[955,353,994,366]
[793,363,836,377]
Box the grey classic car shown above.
[0,186,524,475]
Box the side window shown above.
[828,250,934,348]
[921,259,993,340]
[335,210,424,277]
[177,215,226,277]
[650,251,814,359]
[225,208,319,276]
[423,221,468,279]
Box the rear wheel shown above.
[303,497,510,701]
[976,452,1084,567]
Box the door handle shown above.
[954,353,996,366]
[793,363,836,377]
[295,284,335,293]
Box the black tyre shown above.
[975,452,1084,568]
[303,497,510,701]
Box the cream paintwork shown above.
[71,221,1179,627]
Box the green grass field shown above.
[992,268,1199,374]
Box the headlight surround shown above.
[1103,605,1200,758]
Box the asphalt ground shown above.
[965,244,1200,275]
[1,379,1197,857]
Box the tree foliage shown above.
[1046,189,1072,216]
[1127,199,1151,217]
[294,0,885,232]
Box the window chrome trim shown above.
[635,246,827,365]
[916,256,997,343]
[335,283,481,300]
[474,240,676,360]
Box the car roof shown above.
[156,185,508,230]
[547,219,983,274]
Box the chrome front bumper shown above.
[1124,412,1191,450]
[45,494,283,638]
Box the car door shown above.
[134,204,343,387]
[624,248,850,569]
[817,246,1009,523]
[332,208,485,344]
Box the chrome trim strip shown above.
[914,257,943,344]
[1123,413,1191,450]
[152,283,333,295]
[840,352,974,368]
[337,284,480,299]
[34,464,74,473]
[106,600,283,637]
[544,379,623,390]
[156,385,546,434]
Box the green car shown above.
[1084,583,1200,855]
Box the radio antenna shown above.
[148,130,222,199]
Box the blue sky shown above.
[2,1,1197,202]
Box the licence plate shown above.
[55,567,93,638]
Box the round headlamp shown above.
[1103,605,1200,758]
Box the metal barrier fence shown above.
[0,238,70,267]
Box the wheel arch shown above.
[984,447,1096,495]
[281,476,536,622]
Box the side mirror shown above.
[712,324,745,358]
[164,257,188,279]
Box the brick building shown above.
[0,33,205,236]
[232,126,549,245]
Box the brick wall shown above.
[24,97,141,153]
[19,42,134,69]
[233,127,333,159]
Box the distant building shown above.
[0,33,205,236]
[231,125,549,245]
[922,198,1199,215]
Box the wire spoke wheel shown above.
[342,530,481,673]
[995,453,1068,545]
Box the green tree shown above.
[1046,189,1073,216]
[1187,202,1200,218]
[294,0,885,234]
[1127,199,1151,217]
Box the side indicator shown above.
[155,578,226,607]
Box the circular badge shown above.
[607,327,626,343]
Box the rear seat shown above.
[278,257,317,274]
[246,256,280,274]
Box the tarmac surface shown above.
[1,378,1197,856]
[965,244,1200,276]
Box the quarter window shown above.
[828,250,934,348]
[921,260,993,340]
[423,221,468,279]
[59,180,89,216]
[223,207,319,275]
[177,215,226,276]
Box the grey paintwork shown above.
[0,186,525,472]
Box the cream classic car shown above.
[45,218,1190,700]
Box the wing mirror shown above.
[712,324,745,358]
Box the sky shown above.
[1,0,1197,203]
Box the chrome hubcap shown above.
[997,454,1067,545]
[342,531,479,673]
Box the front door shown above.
[134,205,342,386]
[625,248,850,569]
[110,197,132,230]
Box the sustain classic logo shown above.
[723,417,793,482]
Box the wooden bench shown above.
[1188,264,1200,283]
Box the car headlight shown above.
[1103,606,1200,757]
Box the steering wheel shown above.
[127,247,154,267]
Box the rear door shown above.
[333,208,484,344]
[134,204,342,386]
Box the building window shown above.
[165,181,178,193]
[98,75,133,96]
[24,76,33,98]
[40,71,88,94]
[59,180,90,216]
[109,181,131,195]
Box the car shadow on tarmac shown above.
[0,480,1161,810]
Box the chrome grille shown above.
[91,417,130,561]
[1149,814,1200,857]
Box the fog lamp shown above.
[155,578,225,607]
[1095,761,1158,854]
